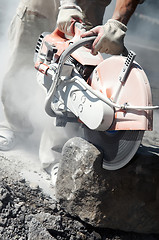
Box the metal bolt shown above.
[71,92,76,101]
[81,95,86,103]
[79,104,83,113]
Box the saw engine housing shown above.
[34,26,155,170]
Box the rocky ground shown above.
[0,137,159,240]
[1,167,159,240]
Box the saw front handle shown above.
[45,35,96,117]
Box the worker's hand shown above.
[81,19,127,55]
[57,4,84,36]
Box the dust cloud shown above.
[0,0,81,155]
[0,0,20,76]
[0,0,19,120]
[0,0,49,145]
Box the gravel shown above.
[1,152,159,240]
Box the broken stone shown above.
[28,217,55,240]
[0,186,10,201]
[55,137,159,234]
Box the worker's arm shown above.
[112,0,141,25]
[81,0,144,55]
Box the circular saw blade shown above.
[84,128,144,170]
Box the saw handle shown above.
[45,35,96,116]
[57,20,129,57]
[62,20,130,56]
[64,21,86,40]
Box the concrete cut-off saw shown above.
[34,23,159,170]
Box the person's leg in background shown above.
[0,0,60,150]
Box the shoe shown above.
[0,127,16,151]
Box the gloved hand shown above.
[81,19,127,55]
[57,0,84,36]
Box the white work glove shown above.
[81,19,127,55]
[57,0,84,36]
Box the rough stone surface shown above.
[55,137,159,234]
[0,153,159,239]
